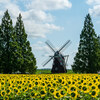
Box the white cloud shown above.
[0,0,71,38]
[87,0,100,17]
[22,10,53,22]
[86,0,100,5]
[32,41,53,54]
[89,5,100,16]
[0,0,21,24]
[24,20,62,38]
[26,0,72,11]
[6,4,20,19]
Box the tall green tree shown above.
[14,14,37,74]
[0,10,14,73]
[0,26,4,73]
[72,14,100,73]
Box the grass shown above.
[36,69,51,74]
[36,69,74,74]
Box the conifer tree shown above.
[10,28,21,73]
[14,14,36,74]
[0,26,4,73]
[0,10,14,73]
[72,14,100,73]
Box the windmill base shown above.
[51,63,67,73]
[51,57,67,73]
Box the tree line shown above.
[0,10,37,74]
[72,14,100,73]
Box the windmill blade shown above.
[42,56,54,67]
[65,55,69,66]
[45,40,56,53]
[58,40,71,53]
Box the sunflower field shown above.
[0,74,100,100]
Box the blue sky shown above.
[0,0,100,69]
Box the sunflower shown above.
[54,91,61,99]
[40,81,47,87]
[77,84,82,91]
[0,84,1,90]
[80,79,84,84]
[49,87,55,95]
[47,82,52,88]
[40,88,47,97]
[13,87,19,95]
[6,80,11,87]
[70,91,78,99]
[63,86,68,93]
[17,84,22,90]
[58,78,63,83]
[10,79,15,84]
[67,79,72,86]
[28,83,33,89]
[82,80,87,85]
[1,80,5,86]
[62,80,66,85]
[89,84,97,91]
[23,80,27,85]
[68,85,77,94]
[75,80,82,86]
[1,90,6,97]
[88,81,93,87]
[3,95,9,100]
[81,85,89,93]
[90,89,98,98]
[30,90,36,98]
[6,87,11,95]
[34,81,40,87]
[97,83,100,92]
[72,80,77,85]
[59,88,67,97]
[52,82,57,87]
[63,81,68,87]
[92,84,97,89]
[92,78,98,84]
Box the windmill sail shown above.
[45,40,56,53]
[43,56,54,67]
[58,40,71,53]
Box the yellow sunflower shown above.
[17,84,22,90]
[30,90,36,98]
[54,91,62,99]
[40,88,47,98]
[90,89,98,98]
[49,87,55,95]
[6,87,12,95]
[59,88,67,97]
[70,91,78,99]
[68,85,77,94]
[13,87,19,95]
[28,83,33,89]
[77,84,82,91]
[0,84,1,90]
[40,81,47,87]
[81,85,89,93]
[47,82,52,88]
[89,84,97,91]
[97,83,100,92]
[1,90,6,97]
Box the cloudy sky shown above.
[0,0,100,69]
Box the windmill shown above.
[43,40,71,73]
